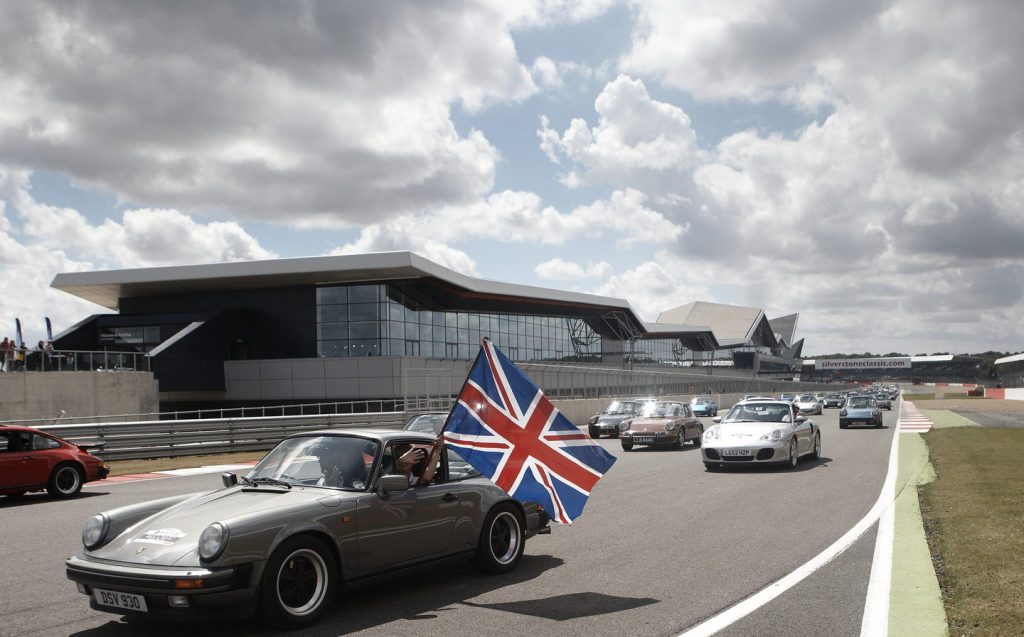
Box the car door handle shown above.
[442,492,458,502]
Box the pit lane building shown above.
[50,252,805,409]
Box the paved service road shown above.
[1,407,898,637]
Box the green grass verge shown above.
[903,393,937,401]
[919,429,1024,636]
[921,410,981,429]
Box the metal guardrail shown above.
[2,399,404,427]
[38,412,406,461]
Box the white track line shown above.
[679,404,902,637]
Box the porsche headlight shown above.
[873,409,881,416]
[198,523,228,561]
[82,514,109,549]
[761,429,785,443]
[840,409,848,417]
[619,420,630,431]
[704,426,719,441]
[665,422,679,431]
[589,415,599,425]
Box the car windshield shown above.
[798,395,815,401]
[640,402,682,417]
[723,403,793,423]
[847,397,871,408]
[247,435,378,490]
[825,394,839,399]
[691,397,711,405]
[404,414,446,434]
[604,401,637,415]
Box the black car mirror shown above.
[379,474,410,494]
[221,472,238,488]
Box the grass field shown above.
[919,428,1024,636]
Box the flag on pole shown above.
[442,338,616,524]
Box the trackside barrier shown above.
[38,412,406,461]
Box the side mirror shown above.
[378,474,409,494]
[221,472,238,488]
[795,415,807,423]
[712,416,722,423]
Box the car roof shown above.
[286,429,436,444]
[0,425,44,433]
[736,399,793,407]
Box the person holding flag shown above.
[438,337,617,525]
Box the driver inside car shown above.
[391,439,444,486]
[316,441,368,488]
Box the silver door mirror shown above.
[221,472,238,488]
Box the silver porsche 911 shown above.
[701,400,821,471]
[65,429,550,628]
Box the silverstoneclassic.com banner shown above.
[815,357,912,370]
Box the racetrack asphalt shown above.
[0,406,953,637]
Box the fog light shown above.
[76,583,88,595]
[173,579,204,589]
[167,595,190,608]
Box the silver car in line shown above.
[794,394,823,415]
[701,400,821,471]
[65,429,550,628]
[840,395,884,428]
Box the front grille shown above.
[705,449,721,460]
[722,455,754,462]
[756,449,775,460]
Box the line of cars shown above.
[30,384,894,628]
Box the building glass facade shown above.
[316,284,602,363]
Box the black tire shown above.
[840,421,848,429]
[47,463,83,498]
[588,426,600,439]
[875,420,883,429]
[260,535,337,629]
[620,441,633,451]
[474,504,525,574]
[692,426,703,448]
[674,432,685,450]
[704,463,721,472]
[810,432,821,460]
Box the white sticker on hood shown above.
[132,528,187,545]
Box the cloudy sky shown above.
[1,0,1022,355]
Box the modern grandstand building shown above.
[50,252,805,408]
[994,353,1024,388]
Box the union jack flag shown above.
[442,339,617,524]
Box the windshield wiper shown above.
[249,477,292,489]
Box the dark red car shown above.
[0,425,109,498]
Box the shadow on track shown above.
[69,554,639,636]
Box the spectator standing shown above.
[0,337,10,371]
[14,341,27,371]
[43,340,55,371]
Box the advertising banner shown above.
[816,357,911,370]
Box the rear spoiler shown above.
[77,442,106,452]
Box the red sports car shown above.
[0,425,109,498]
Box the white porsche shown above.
[701,399,821,471]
